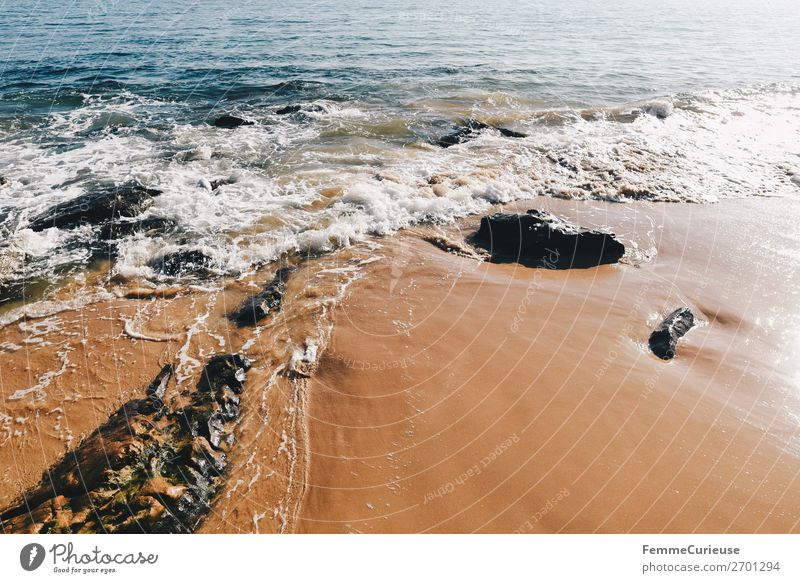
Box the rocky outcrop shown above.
[0,355,251,534]
[649,307,695,360]
[212,115,254,129]
[229,266,293,327]
[472,209,625,268]
[150,249,214,277]
[435,119,527,148]
[27,183,162,233]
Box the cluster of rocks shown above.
[0,182,178,303]
[444,208,695,359]
[21,181,174,272]
[27,182,165,237]
[17,180,231,282]
[211,104,328,128]
[0,354,251,533]
[212,112,528,148]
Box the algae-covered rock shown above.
[0,355,251,534]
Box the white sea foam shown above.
[1,84,799,305]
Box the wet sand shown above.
[0,249,369,533]
[297,196,800,533]
[2,196,798,533]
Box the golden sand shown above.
[2,197,798,533]
[297,197,800,533]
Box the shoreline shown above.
[296,196,800,533]
[1,195,799,532]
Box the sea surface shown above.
[1,0,799,299]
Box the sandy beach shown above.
[2,194,798,533]
[296,196,800,533]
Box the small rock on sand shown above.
[649,307,695,360]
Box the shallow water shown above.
[1,0,799,301]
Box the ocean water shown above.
[0,0,799,298]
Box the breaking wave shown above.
[0,83,799,305]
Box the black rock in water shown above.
[27,183,162,232]
[0,355,252,534]
[495,126,527,139]
[0,176,7,188]
[472,209,625,269]
[276,105,302,115]
[150,249,214,277]
[229,266,294,326]
[435,119,527,148]
[213,114,254,129]
[649,307,695,360]
[97,216,177,242]
[275,104,326,118]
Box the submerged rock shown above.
[212,114,254,129]
[0,279,27,307]
[150,248,214,277]
[97,216,176,242]
[276,104,302,115]
[472,209,625,269]
[0,355,251,534]
[649,307,695,360]
[27,183,162,232]
[275,104,326,116]
[198,177,236,193]
[639,101,673,120]
[435,119,527,148]
[229,266,293,327]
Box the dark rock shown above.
[435,119,489,148]
[97,216,177,242]
[14,185,171,294]
[212,115,254,129]
[197,354,251,394]
[276,105,302,115]
[150,249,214,277]
[0,354,251,534]
[649,307,695,360]
[216,387,241,421]
[209,177,235,191]
[0,176,7,188]
[545,154,579,173]
[0,280,27,307]
[275,104,326,117]
[189,437,226,475]
[495,127,527,139]
[142,364,174,414]
[27,183,162,232]
[472,209,625,269]
[205,412,227,449]
[229,266,294,327]
[435,119,527,148]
